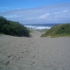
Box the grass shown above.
[0,16,30,37]
[41,24,70,37]
[37,29,49,33]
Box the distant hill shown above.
[41,24,70,37]
[0,16,30,37]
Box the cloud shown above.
[62,10,69,12]
[4,15,23,18]
[54,10,70,18]
[0,6,21,12]
[24,17,33,20]
[0,4,70,23]
[38,13,50,19]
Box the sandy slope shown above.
[0,31,70,70]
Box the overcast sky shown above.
[0,0,70,24]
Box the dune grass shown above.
[0,16,30,37]
[41,24,70,37]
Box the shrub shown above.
[0,16,30,37]
[41,24,70,37]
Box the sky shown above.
[0,0,70,24]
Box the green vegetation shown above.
[41,24,70,37]
[0,16,30,37]
[37,29,49,33]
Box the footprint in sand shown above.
[5,61,10,66]
[8,55,12,58]
[21,52,24,53]
[33,56,36,58]
[31,62,35,65]
[33,62,35,64]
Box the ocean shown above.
[24,24,60,29]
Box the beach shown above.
[0,30,70,70]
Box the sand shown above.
[0,31,70,70]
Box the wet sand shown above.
[0,31,70,70]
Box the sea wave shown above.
[25,25,51,29]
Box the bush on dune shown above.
[41,24,70,37]
[0,16,30,37]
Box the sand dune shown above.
[0,31,70,70]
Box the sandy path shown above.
[0,31,70,70]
